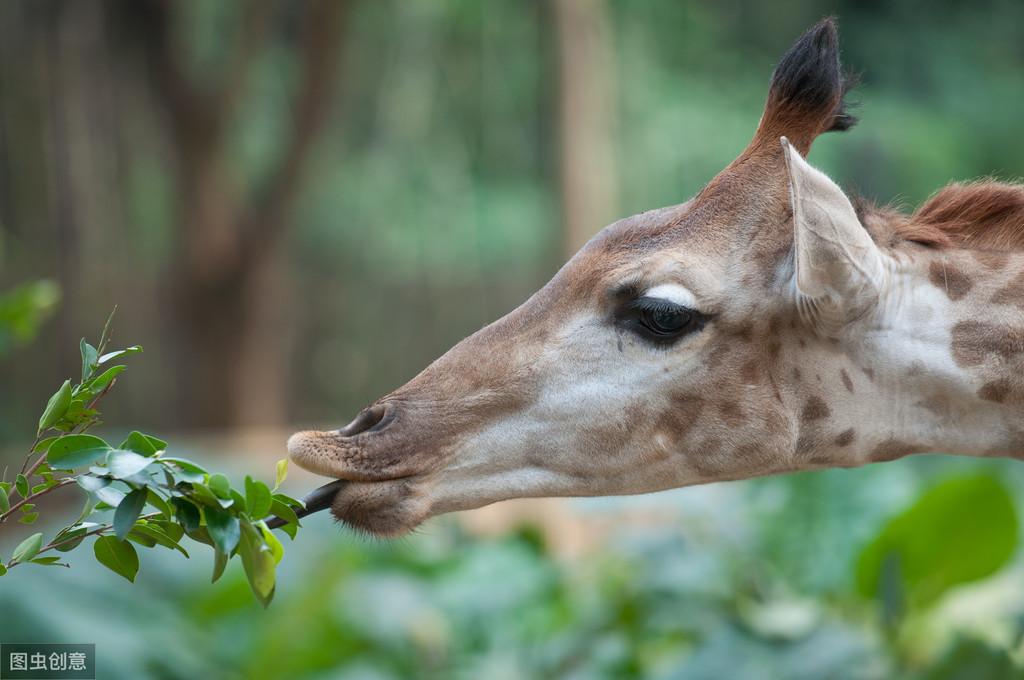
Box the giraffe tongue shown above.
[265,479,346,529]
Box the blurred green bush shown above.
[2,458,1023,679]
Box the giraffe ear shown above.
[782,137,885,330]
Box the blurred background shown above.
[3,0,1024,678]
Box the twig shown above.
[0,478,76,525]
[3,512,161,570]
[19,436,43,475]
[265,480,344,529]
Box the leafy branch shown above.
[0,313,304,606]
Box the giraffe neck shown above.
[787,247,1024,468]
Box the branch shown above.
[265,479,344,529]
[0,478,76,525]
[4,512,162,570]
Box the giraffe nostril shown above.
[337,403,389,437]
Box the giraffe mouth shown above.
[285,418,437,536]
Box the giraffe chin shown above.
[328,478,430,538]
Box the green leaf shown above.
[19,513,38,524]
[0,486,8,514]
[130,524,189,557]
[208,473,231,499]
[205,506,241,555]
[185,526,214,547]
[38,379,72,433]
[47,434,111,470]
[121,470,157,487]
[189,483,233,509]
[274,459,288,492]
[98,345,142,364]
[54,527,88,552]
[96,486,125,508]
[80,338,98,381]
[159,457,207,484]
[164,458,208,474]
[119,431,166,456]
[76,475,110,494]
[0,563,6,576]
[245,477,273,519]
[258,521,284,564]
[155,520,184,543]
[55,399,94,430]
[106,450,154,479]
[272,492,305,509]
[269,498,300,527]
[172,498,201,533]
[113,488,147,540]
[14,474,28,498]
[126,531,156,547]
[94,535,139,582]
[31,556,64,566]
[146,490,172,519]
[279,520,298,540]
[87,365,125,393]
[239,521,276,607]
[12,532,43,563]
[856,475,1018,610]
[33,436,59,452]
[211,547,229,583]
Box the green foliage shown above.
[0,280,59,356]
[0,315,305,606]
[94,535,139,582]
[855,475,1018,614]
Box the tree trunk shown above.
[127,0,345,429]
[553,0,618,257]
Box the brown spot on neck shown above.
[951,321,1024,367]
[991,271,1024,310]
[801,395,830,422]
[840,369,854,393]
[978,379,1012,403]
[972,250,1010,270]
[928,260,973,301]
[834,428,856,447]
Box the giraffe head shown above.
[286,18,953,536]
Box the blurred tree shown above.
[118,0,347,428]
[553,0,618,256]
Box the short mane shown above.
[863,181,1024,251]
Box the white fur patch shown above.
[643,283,697,308]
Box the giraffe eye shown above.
[620,297,705,344]
[642,305,691,335]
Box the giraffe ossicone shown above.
[289,18,1024,536]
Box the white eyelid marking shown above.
[643,284,697,308]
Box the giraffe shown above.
[288,18,1024,536]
